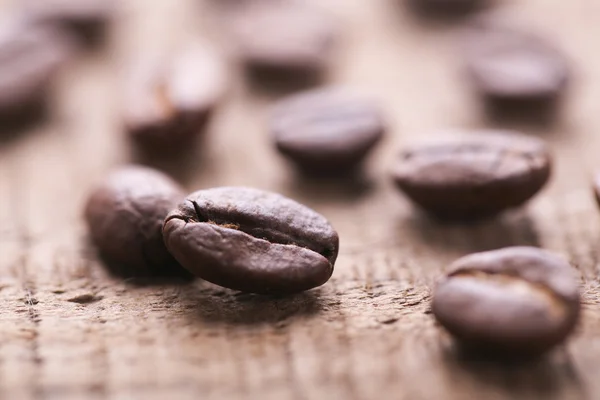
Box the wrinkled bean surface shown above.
[433,247,580,356]
[392,131,551,220]
[163,187,339,295]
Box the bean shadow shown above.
[129,134,210,187]
[404,209,541,255]
[0,101,49,145]
[400,0,495,28]
[283,170,376,204]
[174,280,324,325]
[77,235,195,284]
[61,20,109,48]
[113,275,194,288]
[32,16,109,49]
[244,66,326,99]
[481,96,567,132]
[101,258,196,285]
[441,343,586,399]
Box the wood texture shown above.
[1,1,600,399]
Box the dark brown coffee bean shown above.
[391,131,551,220]
[463,21,569,106]
[230,3,336,77]
[271,88,385,175]
[122,43,226,149]
[84,166,192,279]
[163,187,339,295]
[432,247,580,357]
[0,18,76,121]
[20,0,115,43]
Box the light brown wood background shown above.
[1,0,600,399]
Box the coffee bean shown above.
[122,42,226,149]
[163,187,339,295]
[20,0,115,43]
[463,21,569,107]
[84,166,192,279]
[432,247,580,357]
[391,131,551,220]
[230,3,336,78]
[271,88,385,175]
[0,18,76,122]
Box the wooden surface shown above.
[1,1,600,399]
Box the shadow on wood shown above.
[482,95,567,131]
[404,209,541,255]
[283,171,376,205]
[174,281,324,325]
[244,65,325,99]
[441,343,586,399]
[129,134,210,187]
[0,100,48,145]
[401,0,493,27]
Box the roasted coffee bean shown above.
[271,88,385,175]
[0,18,76,121]
[432,247,580,357]
[391,131,551,220]
[85,166,192,279]
[463,21,569,107]
[123,42,226,149]
[21,0,115,43]
[163,187,339,294]
[230,3,336,78]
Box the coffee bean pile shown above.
[1,1,587,359]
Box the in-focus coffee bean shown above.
[0,18,76,121]
[391,131,551,220]
[271,87,385,175]
[463,20,569,108]
[85,166,192,278]
[230,3,336,78]
[123,42,226,149]
[163,187,339,294]
[432,247,580,357]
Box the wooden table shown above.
[1,1,599,399]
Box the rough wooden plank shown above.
[0,0,599,399]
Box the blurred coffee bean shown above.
[433,247,580,357]
[271,87,385,175]
[230,3,336,80]
[122,42,226,150]
[85,166,192,279]
[391,131,551,220]
[20,0,115,43]
[463,20,570,111]
[0,18,77,124]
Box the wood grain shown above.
[0,0,599,399]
